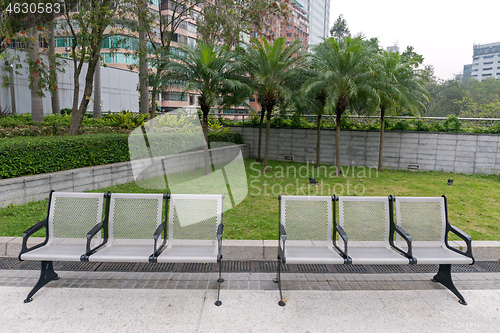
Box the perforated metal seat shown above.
[88,193,165,263]
[278,195,344,265]
[337,196,411,265]
[394,197,473,265]
[20,192,105,262]
[156,194,223,264]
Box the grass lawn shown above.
[1,158,499,241]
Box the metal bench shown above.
[275,194,474,306]
[394,196,474,305]
[19,191,225,306]
[153,193,225,306]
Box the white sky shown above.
[330,0,500,81]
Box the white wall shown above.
[0,48,139,114]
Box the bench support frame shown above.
[432,264,467,305]
[24,261,59,303]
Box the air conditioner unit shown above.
[64,47,71,51]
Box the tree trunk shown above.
[335,110,342,176]
[48,20,60,114]
[29,29,44,122]
[316,113,322,167]
[257,107,265,162]
[263,105,273,171]
[93,57,102,118]
[378,106,385,172]
[201,104,211,175]
[138,0,149,115]
[69,52,101,135]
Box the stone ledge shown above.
[2,237,499,261]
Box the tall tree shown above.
[47,19,61,114]
[374,51,428,171]
[145,0,201,120]
[330,14,350,40]
[309,36,378,176]
[197,0,290,47]
[27,28,44,121]
[137,0,150,115]
[239,37,303,170]
[61,0,118,134]
[167,42,250,174]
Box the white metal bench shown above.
[275,194,474,306]
[19,191,225,306]
[394,196,474,305]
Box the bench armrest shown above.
[446,224,474,263]
[82,222,106,261]
[278,224,287,262]
[392,225,414,262]
[333,224,349,260]
[217,223,224,261]
[19,218,49,260]
[153,223,166,256]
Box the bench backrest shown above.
[48,192,105,245]
[394,197,446,247]
[107,193,164,245]
[338,196,391,247]
[167,194,223,247]
[280,195,333,248]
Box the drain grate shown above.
[138,263,175,272]
[371,265,405,274]
[259,261,289,272]
[452,264,479,273]
[475,261,500,272]
[57,261,100,271]
[181,263,213,272]
[0,258,20,269]
[18,261,41,270]
[223,261,251,272]
[297,264,329,273]
[97,262,139,272]
[333,264,367,273]
[407,264,439,273]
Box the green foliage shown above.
[442,115,462,132]
[208,131,243,145]
[0,134,130,178]
[208,119,232,133]
[104,111,148,129]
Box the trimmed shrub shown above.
[0,134,130,179]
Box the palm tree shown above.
[374,51,429,171]
[168,41,249,174]
[239,37,303,170]
[307,36,378,175]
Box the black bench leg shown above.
[24,261,59,303]
[273,258,285,306]
[215,259,223,306]
[432,264,467,305]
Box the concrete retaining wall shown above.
[0,144,249,208]
[232,127,500,174]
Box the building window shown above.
[484,67,492,71]
[482,73,492,77]
[484,55,494,59]
[484,61,493,65]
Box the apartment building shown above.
[470,42,500,81]
[298,0,330,45]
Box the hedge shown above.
[0,131,243,179]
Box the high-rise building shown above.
[470,42,500,81]
[298,0,330,45]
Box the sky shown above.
[330,0,500,81]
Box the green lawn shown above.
[1,158,499,241]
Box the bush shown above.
[208,131,243,145]
[0,134,130,179]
